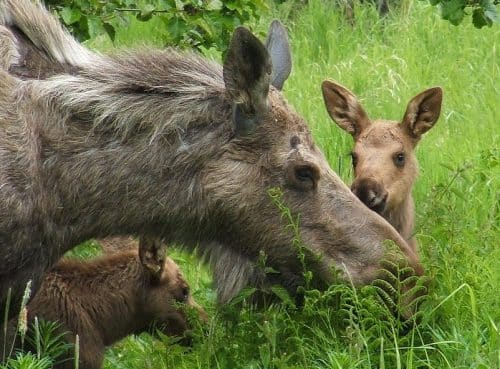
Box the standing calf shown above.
[0,0,422,317]
[322,81,443,251]
[4,238,205,369]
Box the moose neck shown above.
[14,51,233,248]
[382,193,416,248]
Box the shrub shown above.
[45,0,268,52]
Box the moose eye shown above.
[393,152,406,167]
[285,162,320,192]
[180,286,190,302]
[292,164,319,191]
[350,152,358,168]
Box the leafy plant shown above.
[0,318,73,369]
[46,0,268,52]
[45,0,136,42]
[423,0,499,28]
[0,352,53,369]
[23,319,73,366]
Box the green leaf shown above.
[264,266,280,274]
[102,21,116,42]
[440,0,466,25]
[225,1,239,11]
[137,4,156,22]
[86,15,105,39]
[166,17,188,40]
[439,162,455,171]
[270,285,295,307]
[193,17,215,39]
[60,6,81,25]
[229,287,257,306]
[481,0,499,24]
[450,186,466,199]
[207,0,223,11]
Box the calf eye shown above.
[393,152,406,167]
[350,152,358,168]
[181,286,189,302]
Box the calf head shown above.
[139,237,206,338]
[322,81,442,217]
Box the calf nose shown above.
[351,178,388,214]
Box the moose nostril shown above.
[352,178,387,214]
[367,189,378,203]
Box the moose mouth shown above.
[366,192,388,214]
[351,179,388,215]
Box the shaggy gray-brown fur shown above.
[0,0,422,318]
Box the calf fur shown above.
[3,247,205,369]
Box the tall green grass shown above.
[282,2,499,368]
[4,1,497,368]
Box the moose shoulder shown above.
[0,0,422,318]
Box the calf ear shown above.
[139,235,166,283]
[401,87,442,140]
[321,80,371,139]
[265,20,292,90]
[223,26,272,136]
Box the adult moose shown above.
[0,0,422,319]
[322,81,443,251]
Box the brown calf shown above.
[322,81,443,251]
[4,240,205,369]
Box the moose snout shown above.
[351,178,388,214]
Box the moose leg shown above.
[377,0,389,16]
[0,258,50,321]
[344,0,355,26]
[58,336,104,369]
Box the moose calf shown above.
[5,238,205,369]
[322,81,443,251]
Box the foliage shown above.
[45,0,268,52]
[45,0,135,43]
[0,320,72,369]
[22,319,73,366]
[0,352,53,369]
[424,0,499,28]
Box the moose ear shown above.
[321,80,371,139]
[265,20,292,90]
[223,26,272,136]
[139,235,167,283]
[401,87,443,140]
